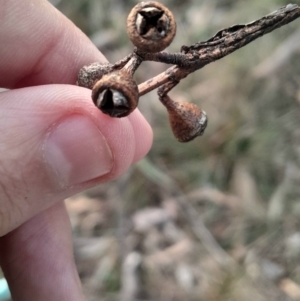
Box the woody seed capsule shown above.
[92,71,139,118]
[160,95,208,142]
[77,62,113,90]
[127,1,176,53]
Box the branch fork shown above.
[77,2,300,142]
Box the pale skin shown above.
[0,0,153,300]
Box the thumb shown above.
[0,85,152,236]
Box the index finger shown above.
[0,0,106,88]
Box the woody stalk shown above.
[77,1,300,142]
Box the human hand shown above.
[0,0,152,300]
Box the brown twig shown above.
[137,4,300,96]
[77,3,300,142]
[79,4,300,95]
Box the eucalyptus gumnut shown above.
[127,1,176,53]
[77,62,113,90]
[92,71,139,118]
[160,95,208,142]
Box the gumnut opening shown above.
[160,95,208,142]
[92,71,139,118]
[127,1,176,53]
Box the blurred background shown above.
[2,0,300,300]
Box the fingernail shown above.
[44,115,113,187]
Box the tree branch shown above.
[138,4,300,96]
[77,4,300,142]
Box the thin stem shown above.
[122,53,143,76]
[138,66,177,96]
[113,53,134,69]
[137,51,187,66]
